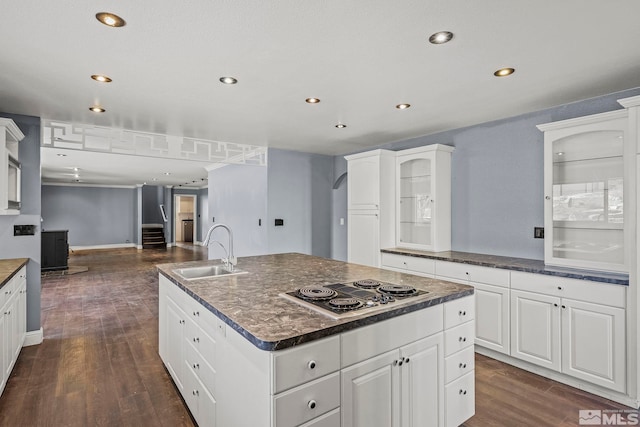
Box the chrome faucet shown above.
[202,223,237,271]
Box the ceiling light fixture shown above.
[335,123,347,129]
[95,12,126,27]
[219,76,238,85]
[494,67,515,77]
[164,172,171,176]
[305,98,320,104]
[89,106,106,113]
[429,31,454,44]
[396,103,411,110]
[91,74,112,83]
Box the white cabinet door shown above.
[510,290,561,372]
[474,283,510,354]
[348,211,380,267]
[561,299,626,392]
[400,334,443,427]
[165,296,186,391]
[0,309,6,394]
[8,295,20,365]
[342,349,400,427]
[348,156,381,210]
[17,281,26,349]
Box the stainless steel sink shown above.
[172,265,248,280]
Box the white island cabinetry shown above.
[0,266,27,398]
[159,274,475,427]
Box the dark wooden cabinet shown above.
[41,230,68,271]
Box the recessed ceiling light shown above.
[557,152,564,156]
[89,106,106,113]
[152,178,158,181]
[164,172,171,176]
[335,123,347,129]
[219,76,238,85]
[91,74,112,83]
[306,98,320,104]
[429,31,454,44]
[494,67,515,77]
[95,12,126,27]
[57,154,67,157]
[396,103,411,110]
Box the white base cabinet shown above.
[0,266,26,397]
[510,271,626,393]
[159,274,475,427]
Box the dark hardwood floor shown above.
[0,247,634,426]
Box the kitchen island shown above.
[157,253,475,427]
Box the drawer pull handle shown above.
[192,390,199,396]
[459,310,466,316]
[193,337,200,343]
[193,363,199,369]
[459,337,467,342]
[459,389,467,395]
[308,400,317,410]
[308,360,316,370]
[459,363,467,369]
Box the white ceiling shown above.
[2,1,640,187]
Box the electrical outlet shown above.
[534,227,544,239]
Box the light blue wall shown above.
[0,113,41,332]
[267,149,333,257]
[331,156,348,261]
[338,86,640,260]
[208,163,268,258]
[41,185,137,246]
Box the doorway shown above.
[174,194,197,245]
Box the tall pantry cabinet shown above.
[345,150,395,267]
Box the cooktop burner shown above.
[280,279,429,319]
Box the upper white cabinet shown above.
[396,145,454,252]
[0,118,24,215]
[537,111,629,272]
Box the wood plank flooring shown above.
[0,247,635,426]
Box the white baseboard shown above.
[70,243,137,251]
[23,327,43,346]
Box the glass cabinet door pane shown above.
[399,158,432,245]
[551,130,623,263]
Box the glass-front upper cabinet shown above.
[396,144,454,252]
[537,110,628,272]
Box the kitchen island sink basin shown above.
[172,265,247,280]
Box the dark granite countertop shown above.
[0,258,29,289]
[157,253,474,351]
[381,248,629,286]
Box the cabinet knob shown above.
[554,303,558,307]
[405,357,410,364]
[459,363,467,369]
[557,286,562,290]
[308,400,317,410]
[545,196,551,200]
[459,389,467,395]
[308,360,316,370]
[562,305,566,309]
[459,310,466,316]
[393,360,398,366]
[398,357,404,366]
[459,336,467,342]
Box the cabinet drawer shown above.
[445,371,475,427]
[1,273,17,308]
[444,296,474,329]
[511,271,625,308]
[185,340,217,397]
[341,305,443,367]
[445,346,475,384]
[298,408,340,427]
[436,261,509,287]
[272,335,340,394]
[381,253,435,276]
[444,321,475,357]
[273,372,340,427]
